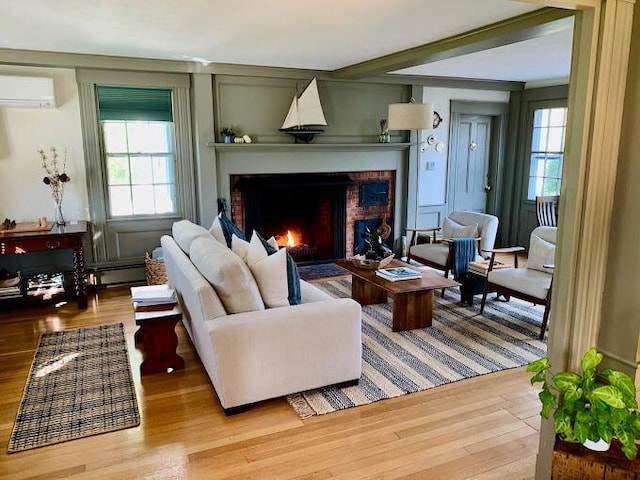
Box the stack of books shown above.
[468,259,509,277]
[131,285,177,311]
[375,266,423,282]
[0,284,21,299]
[27,272,65,297]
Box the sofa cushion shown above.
[172,220,211,254]
[189,235,265,314]
[257,232,301,305]
[231,233,278,260]
[210,213,245,247]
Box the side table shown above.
[459,271,487,306]
[134,304,185,376]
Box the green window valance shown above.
[97,86,173,122]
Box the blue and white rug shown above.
[287,277,546,417]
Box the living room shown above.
[1,1,639,479]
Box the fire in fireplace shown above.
[234,174,354,263]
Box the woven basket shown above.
[145,252,168,286]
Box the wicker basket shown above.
[145,252,168,286]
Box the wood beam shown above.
[331,7,575,79]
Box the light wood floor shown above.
[0,285,542,479]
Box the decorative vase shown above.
[54,199,66,226]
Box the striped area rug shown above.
[287,277,546,417]
[7,323,140,452]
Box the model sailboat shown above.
[279,78,327,143]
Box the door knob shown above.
[484,184,492,192]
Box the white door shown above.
[449,114,492,213]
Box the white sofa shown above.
[161,220,362,414]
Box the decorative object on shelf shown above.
[527,347,640,460]
[358,226,393,261]
[242,134,252,144]
[279,78,327,143]
[378,118,390,143]
[220,127,235,143]
[39,147,70,226]
[2,218,16,230]
[432,111,443,128]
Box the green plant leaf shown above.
[581,347,603,374]
[554,409,573,439]
[616,427,638,460]
[527,357,550,373]
[553,372,582,392]
[602,369,638,408]
[563,384,583,403]
[530,370,547,385]
[539,386,556,419]
[574,418,590,444]
[622,443,638,461]
[597,423,614,443]
[591,385,625,409]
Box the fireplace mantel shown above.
[207,142,411,152]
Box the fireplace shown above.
[235,174,353,262]
[231,170,396,263]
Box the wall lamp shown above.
[387,99,441,151]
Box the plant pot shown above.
[582,438,611,452]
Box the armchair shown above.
[407,211,499,280]
[479,226,557,339]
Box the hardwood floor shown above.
[0,286,542,479]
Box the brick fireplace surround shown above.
[230,170,395,260]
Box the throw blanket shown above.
[452,237,477,280]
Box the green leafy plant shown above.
[221,127,235,136]
[527,347,640,460]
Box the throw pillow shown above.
[244,232,289,308]
[256,232,301,305]
[209,213,245,247]
[232,232,279,261]
[189,235,265,314]
[527,234,556,273]
[442,217,478,239]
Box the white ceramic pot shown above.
[583,438,611,451]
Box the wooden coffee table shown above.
[336,259,459,331]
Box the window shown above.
[97,86,176,217]
[102,121,176,216]
[527,107,568,200]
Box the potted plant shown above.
[527,347,640,460]
[220,127,235,143]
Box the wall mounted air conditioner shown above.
[0,75,56,108]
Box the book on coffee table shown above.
[375,266,423,282]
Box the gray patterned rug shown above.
[287,277,547,417]
[7,323,140,452]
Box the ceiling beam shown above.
[331,7,575,79]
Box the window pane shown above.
[532,127,549,151]
[109,186,133,216]
[152,156,174,184]
[127,122,172,153]
[107,156,130,185]
[132,185,155,214]
[547,127,565,151]
[549,108,567,127]
[130,156,154,184]
[103,122,128,152]
[154,184,175,213]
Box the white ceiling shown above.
[0,0,572,84]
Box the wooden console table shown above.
[0,221,88,309]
